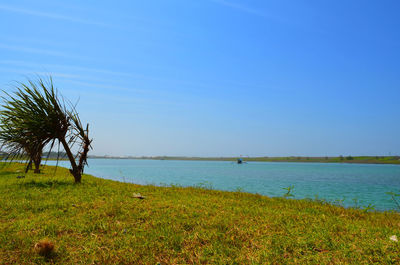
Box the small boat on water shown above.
[237,158,243,164]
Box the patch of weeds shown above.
[235,187,244,192]
[386,191,400,211]
[194,181,213,190]
[282,185,294,198]
[362,204,376,213]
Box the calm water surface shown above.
[48,159,400,211]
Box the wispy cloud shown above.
[0,44,68,57]
[0,4,111,27]
[0,44,87,60]
[0,69,181,109]
[0,60,277,96]
[63,80,152,94]
[0,60,202,87]
[1,36,76,49]
[0,60,136,79]
[0,67,81,83]
[0,61,162,95]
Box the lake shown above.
[47,158,400,211]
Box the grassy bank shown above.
[90,155,400,165]
[0,163,399,264]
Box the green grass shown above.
[0,163,399,264]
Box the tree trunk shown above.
[60,138,81,183]
[77,126,91,175]
[33,156,41,173]
[25,159,32,174]
[69,167,81,183]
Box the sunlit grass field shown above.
[0,163,399,264]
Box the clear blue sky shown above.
[0,0,399,157]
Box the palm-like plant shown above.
[0,77,92,182]
[0,123,47,173]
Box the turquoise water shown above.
[47,159,400,211]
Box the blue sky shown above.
[0,0,399,157]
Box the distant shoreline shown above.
[87,156,400,165]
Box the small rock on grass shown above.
[34,239,55,256]
[133,193,145,199]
